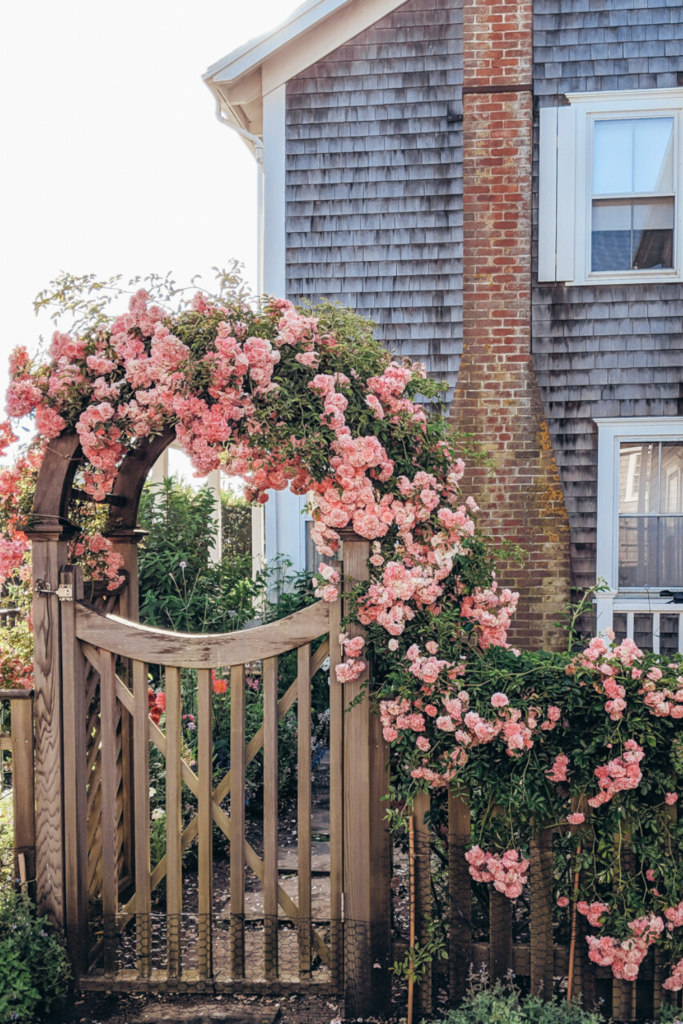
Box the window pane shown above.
[594,120,634,194]
[592,199,674,272]
[613,612,627,645]
[619,443,659,514]
[660,444,683,513]
[619,517,659,586]
[633,117,674,193]
[632,198,674,269]
[658,518,683,586]
[593,117,674,195]
[659,614,680,657]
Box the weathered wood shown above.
[11,696,35,894]
[341,535,390,1017]
[197,668,213,979]
[31,538,70,927]
[60,566,89,976]
[328,568,343,992]
[133,659,152,977]
[165,667,182,978]
[75,599,329,668]
[413,789,432,1016]
[0,689,33,700]
[297,644,312,978]
[448,787,472,1005]
[99,650,119,974]
[529,828,554,998]
[263,656,279,980]
[489,806,513,981]
[229,665,246,980]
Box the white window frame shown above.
[539,87,683,286]
[595,417,683,641]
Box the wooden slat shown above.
[328,569,343,991]
[229,665,246,979]
[99,650,118,974]
[297,644,312,978]
[75,600,329,668]
[263,656,279,979]
[165,667,182,978]
[449,787,472,1005]
[11,698,35,893]
[197,668,213,979]
[0,734,11,751]
[133,659,152,977]
[414,790,432,1016]
[60,566,89,976]
[0,689,33,700]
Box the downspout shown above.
[215,101,265,295]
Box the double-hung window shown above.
[539,88,683,285]
[595,419,683,651]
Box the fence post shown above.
[529,827,554,997]
[10,693,35,893]
[59,564,89,978]
[449,786,472,1005]
[25,530,72,928]
[340,531,391,1017]
[489,807,513,980]
[414,789,432,1016]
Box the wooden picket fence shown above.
[0,688,35,893]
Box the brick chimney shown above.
[450,0,570,650]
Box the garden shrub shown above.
[0,889,70,1023]
[428,979,603,1024]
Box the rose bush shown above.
[5,276,683,989]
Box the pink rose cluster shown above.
[587,739,644,808]
[70,532,125,591]
[335,632,366,684]
[460,582,519,650]
[586,915,664,982]
[640,664,683,719]
[465,846,529,900]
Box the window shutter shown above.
[538,105,576,283]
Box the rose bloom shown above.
[567,812,585,825]
[666,792,679,805]
[557,897,570,908]
[491,692,509,708]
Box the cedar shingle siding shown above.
[285,0,683,593]
[532,0,683,590]
[285,0,463,403]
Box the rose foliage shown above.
[3,280,683,988]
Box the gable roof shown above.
[203,0,406,137]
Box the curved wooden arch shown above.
[30,426,176,536]
[74,599,329,668]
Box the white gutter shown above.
[215,102,265,295]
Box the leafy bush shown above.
[0,889,70,1023]
[431,978,602,1024]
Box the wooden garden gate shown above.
[26,430,391,1016]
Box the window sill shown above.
[565,269,682,287]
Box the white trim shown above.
[204,0,405,111]
[595,417,683,593]
[538,107,558,281]
[566,88,683,107]
[262,85,287,296]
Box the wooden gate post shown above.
[59,564,89,977]
[9,691,35,892]
[25,527,73,929]
[340,531,392,1017]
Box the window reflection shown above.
[618,442,683,586]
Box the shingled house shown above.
[203,0,683,651]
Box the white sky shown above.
[0,0,300,480]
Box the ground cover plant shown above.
[4,272,683,992]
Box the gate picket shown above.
[263,656,279,980]
[229,665,246,979]
[132,659,152,977]
[99,650,118,975]
[297,643,312,978]
[198,668,214,978]
[165,666,182,978]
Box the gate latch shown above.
[34,579,73,601]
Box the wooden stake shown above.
[567,843,581,1001]
[408,813,416,1024]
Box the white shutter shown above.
[538,105,576,283]
[538,107,558,282]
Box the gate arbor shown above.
[27,429,391,1015]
